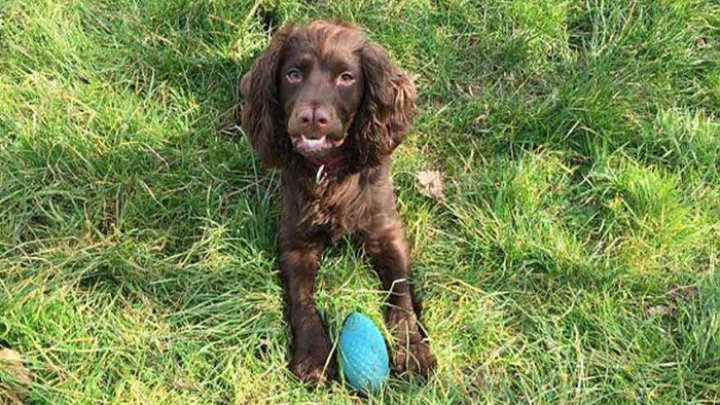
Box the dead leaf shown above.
[416,170,445,201]
[695,36,707,46]
[669,285,699,301]
[472,373,487,389]
[0,348,31,403]
[172,376,197,392]
[472,114,487,128]
[646,305,672,316]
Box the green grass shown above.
[1,0,719,403]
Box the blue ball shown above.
[338,312,390,394]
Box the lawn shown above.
[1,0,719,403]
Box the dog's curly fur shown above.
[239,20,435,385]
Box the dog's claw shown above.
[291,359,334,386]
[386,308,436,378]
[289,332,335,386]
[392,339,436,378]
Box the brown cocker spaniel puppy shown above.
[240,20,436,385]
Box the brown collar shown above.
[302,152,352,180]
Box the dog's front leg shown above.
[361,216,437,378]
[278,229,334,385]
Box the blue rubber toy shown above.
[338,312,390,394]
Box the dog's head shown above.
[240,21,416,169]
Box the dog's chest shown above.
[302,175,369,240]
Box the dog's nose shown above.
[298,106,330,133]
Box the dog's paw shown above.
[290,335,335,386]
[386,308,436,378]
[392,339,436,378]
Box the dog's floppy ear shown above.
[239,26,296,168]
[351,41,417,167]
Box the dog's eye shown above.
[337,71,355,86]
[286,68,303,83]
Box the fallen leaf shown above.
[669,285,699,301]
[0,348,31,403]
[416,170,446,201]
[646,305,672,316]
[472,114,487,128]
[695,36,707,46]
[472,373,487,389]
[172,376,197,391]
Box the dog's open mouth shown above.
[293,135,346,157]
